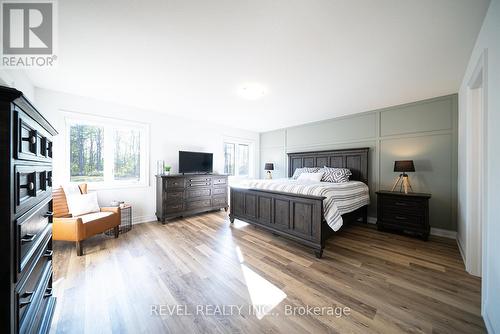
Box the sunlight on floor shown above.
[236,246,287,320]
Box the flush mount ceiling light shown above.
[237,82,268,100]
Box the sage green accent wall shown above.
[260,94,458,231]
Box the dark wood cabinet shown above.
[156,174,229,222]
[0,86,57,333]
[376,190,431,240]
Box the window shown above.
[224,143,235,175]
[224,140,253,177]
[66,114,148,188]
[69,124,104,182]
[237,144,249,176]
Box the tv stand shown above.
[155,173,228,222]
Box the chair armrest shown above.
[100,206,120,214]
[53,217,84,241]
[100,206,121,225]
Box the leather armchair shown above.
[52,184,120,256]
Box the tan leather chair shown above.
[53,184,120,256]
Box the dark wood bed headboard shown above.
[287,147,369,184]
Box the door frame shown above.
[465,49,488,310]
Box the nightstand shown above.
[376,190,431,240]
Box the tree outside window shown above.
[67,115,148,187]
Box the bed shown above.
[229,148,370,258]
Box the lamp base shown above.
[391,173,413,194]
[266,171,273,179]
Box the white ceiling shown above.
[25,0,490,132]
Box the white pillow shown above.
[296,172,324,182]
[292,167,320,179]
[66,192,100,217]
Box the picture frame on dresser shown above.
[0,86,58,334]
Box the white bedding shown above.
[234,179,370,231]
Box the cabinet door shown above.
[14,109,53,163]
[14,165,53,217]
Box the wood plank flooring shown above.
[49,211,485,334]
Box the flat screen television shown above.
[179,151,213,174]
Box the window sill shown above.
[83,182,150,191]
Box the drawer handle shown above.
[19,291,34,307]
[21,233,36,243]
[394,202,407,206]
[22,135,37,144]
[44,287,53,298]
[20,182,35,191]
[44,211,54,218]
[43,250,53,257]
[395,216,407,220]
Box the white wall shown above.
[34,88,259,224]
[0,70,36,101]
[458,0,500,332]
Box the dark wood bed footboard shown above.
[231,187,339,258]
[229,187,368,258]
[229,187,326,257]
[229,147,370,258]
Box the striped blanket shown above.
[237,179,370,231]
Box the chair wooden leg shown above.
[113,226,119,238]
[76,241,83,256]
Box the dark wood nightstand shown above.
[376,190,431,240]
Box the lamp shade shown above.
[264,163,274,171]
[394,160,415,172]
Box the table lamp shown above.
[391,160,415,194]
[264,163,274,179]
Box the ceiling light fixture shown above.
[237,82,268,100]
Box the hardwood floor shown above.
[50,211,485,334]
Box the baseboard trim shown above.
[457,236,466,266]
[483,305,495,334]
[133,215,157,225]
[430,228,457,239]
[367,217,456,239]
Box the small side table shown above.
[376,191,431,240]
[105,204,132,235]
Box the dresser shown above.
[0,86,58,333]
[376,190,431,240]
[156,174,229,222]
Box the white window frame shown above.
[223,137,255,180]
[64,112,149,190]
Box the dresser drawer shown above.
[166,191,184,202]
[14,165,53,216]
[186,188,211,199]
[14,109,53,162]
[16,198,53,279]
[186,199,211,210]
[212,196,227,206]
[213,187,227,196]
[30,278,55,334]
[165,178,185,189]
[213,177,227,185]
[165,203,184,213]
[187,181,211,188]
[187,176,212,183]
[381,210,422,227]
[16,237,52,332]
[381,196,423,214]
